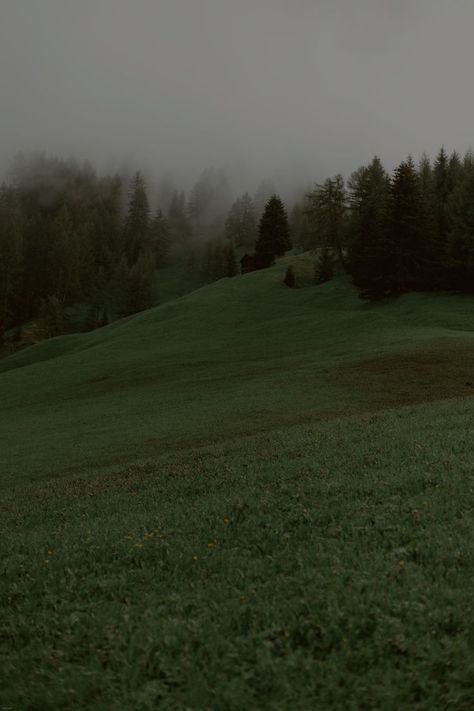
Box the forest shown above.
[0,147,473,351]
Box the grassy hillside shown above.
[2,254,474,709]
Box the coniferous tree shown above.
[385,158,428,294]
[446,170,474,290]
[347,157,390,297]
[255,195,291,268]
[306,175,347,266]
[433,148,451,256]
[124,172,150,266]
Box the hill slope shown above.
[3,254,474,709]
[2,253,474,483]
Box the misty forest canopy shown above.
[1,148,474,348]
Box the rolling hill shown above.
[2,254,474,709]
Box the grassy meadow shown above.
[2,253,474,709]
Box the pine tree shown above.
[433,148,451,253]
[124,172,150,266]
[347,157,390,298]
[306,175,347,266]
[385,158,428,294]
[446,171,474,290]
[255,195,291,268]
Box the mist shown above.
[2,0,474,192]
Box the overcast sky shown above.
[1,0,474,191]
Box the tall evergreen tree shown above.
[433,147,451,256]
[385,158,428,293]
[255,195,291,268]
[306,175,347,266]
[347,157,390,298]
[446,171,474,290]
[124,172,150,266]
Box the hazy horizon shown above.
[2,0,474,193]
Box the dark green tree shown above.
[306,175,347,266]
[446,171,474,290]
[347,157,390,298]
[255,195,291,268]
[385,158,428,294]
[124,172,150,266]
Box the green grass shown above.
[2,253,474,709]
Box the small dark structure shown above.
[240,253,256,274]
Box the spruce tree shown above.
[255,195,291,268]
[124,172,150,266]
[446,171,474,290]
[306,175,347,266]
[385,158,428,294]
[347,157,390,298]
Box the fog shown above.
[2,0,474,193]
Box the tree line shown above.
[296,148,474,299]
[2,147,474,348]
[0,154,278,345]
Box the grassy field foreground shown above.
[2,255,474,709]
